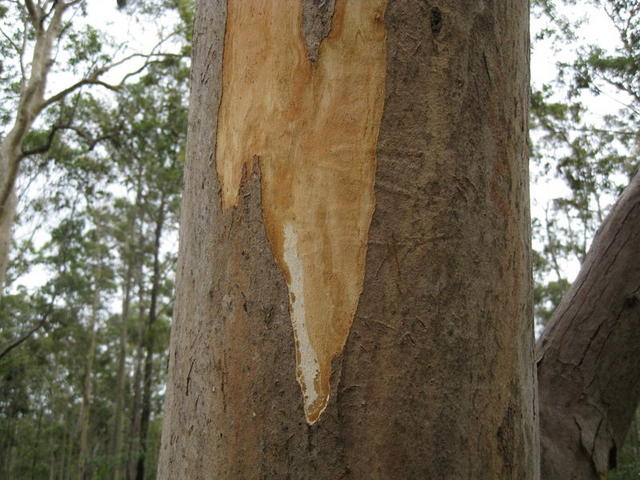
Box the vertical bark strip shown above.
[537,172,640,479]
[215,0,386,424]
[159,1,536,478]
[337,1,536,476]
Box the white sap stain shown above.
[283,223,321,417]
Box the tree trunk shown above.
[30,405,43,480]
[78,289,100,480]
[109,259,133,479]
[127,220,149,480]
[54,417,69,480]
[0,415,16,478]
[537,171,640,480]
[0,2,66,288]
[135,197,166,480]
[109,185,143,480]
[159,1,536,478]
[60,415,72,480]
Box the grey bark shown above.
[159,1,536,478]
[537,171,640,479]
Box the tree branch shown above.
[0,26,23,57]
[38,49,185,115]
[23,0,40,30]
[20,122,119,158]
[38,77,120,113]
[0,297,55,361]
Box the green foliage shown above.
[0,1,192,478]
[531,0,640,330]
[64,25,109,70]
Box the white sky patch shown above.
[283,222,321,418]
[6,3,182,296]
[530,3,627,286]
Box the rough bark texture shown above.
[159,1,536,478]
[537,171,640,480]
[302,0,336,62]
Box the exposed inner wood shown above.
[216,0,387,423]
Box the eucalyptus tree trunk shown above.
[126,266,147,480]
[0,1,66,288]
[159,1,536,478]
[109,183,143,480]
[537,171,640,480]
[136,197,166,480]
[57,419,70,480]
[78,289,100,480]
[108,259,133,480]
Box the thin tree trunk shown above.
[109,261,133,479]
[159,1,536,478]
[49,439,55,480]
[0,1,66,287]
[126,231,148,480]
[60,414,72,480]
[537,171,640,479]
[135,197,166,480]
[56,426,64,480]
[78,289,100,480]
[0,415,15,478]
[126,308,145,480]
[110,170,145,480]
[635,410,640,464]
[30,405,43,480]
[109,189,142,480]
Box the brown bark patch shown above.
[215,0,387,424]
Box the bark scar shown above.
[215,0,387,423]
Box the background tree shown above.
[0,7,190,476]
[0,0,182,287]
[531,0,640,478]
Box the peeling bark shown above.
[537,171,640,480]
[216,0,386,424]
[159,0,536,478]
